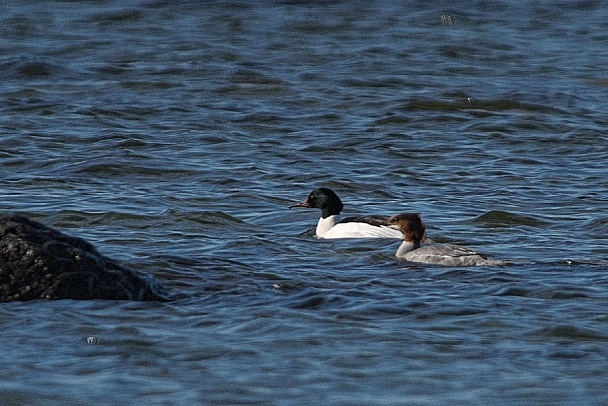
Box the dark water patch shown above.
[230,68,288,86]
[370,113,413,126]
[531,325,608,343]
[549,289,591,300]
[0,59,85,80]
[486,271,521,284]
[342,77,409,89]
[491,284,592,300]
[14,61,54,77]
[291,293,327,310]
[431,305,489,317]
[90,63,131,76]
[235,112,288,125]
[150,254,259,291]
[492,285,534,298]
[401,98,565,115]
[48,210,160,230]
[214,83,289,97]
[120,80,183,91]
[2,88,46,103]
[488,156,553,167]
[547,350,594,360]
[286,20,348,35]
[471,211,550,228]
[86,8,143,25]
[73,161,192,178]
[430,268,484,281]
[108,136,149,149]
[585,217,608,233]
[74,106,146,121]
[183,211,246,227]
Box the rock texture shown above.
[0,214,169,302]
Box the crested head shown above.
[290,187,344,218]
[388,213,426,243]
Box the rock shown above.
[0,214,169,302]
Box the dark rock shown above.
[0,214,169,302]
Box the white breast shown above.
[319,218,403,239]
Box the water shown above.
[1,0,607,404]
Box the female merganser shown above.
[289,188,403,239]
[388,213,505,266]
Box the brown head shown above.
[388,213,427,243]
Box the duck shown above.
[289,188,403,239]
[387,213,506,266]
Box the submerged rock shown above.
[0,214,169,302]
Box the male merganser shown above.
[388,213,506,266]
[289,188,403,239]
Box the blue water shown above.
[1,1,608,404]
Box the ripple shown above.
[86,8,143,25]
[0,59,83,80]
[401,98,565,115]
[471,211,550,227]
[532,325,608,343]
[183,211,246,226]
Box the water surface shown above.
[1,1,607,404]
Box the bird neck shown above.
[395,240,421,258]
[316,214,341,238]
[320,205,341,219]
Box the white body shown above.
[317,215,403,239]
[395,241,505,266]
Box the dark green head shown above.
[289,188,344,218]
